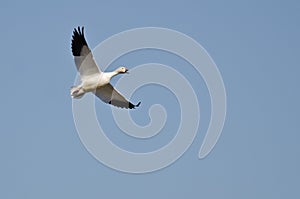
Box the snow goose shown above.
[70,27,141,109]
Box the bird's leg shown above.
[70,86,84,98]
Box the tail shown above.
[70,86,85,99]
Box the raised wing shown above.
[95,84,141,109]
[71,26,100,78]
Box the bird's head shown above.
[117,66,129,74]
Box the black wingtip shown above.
[71,26,88,56]
[136,102,141,107]
[129,101,141,109]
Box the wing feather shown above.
[95,84,140,109]
[71,26,100,77]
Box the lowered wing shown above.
[95,84,141,109]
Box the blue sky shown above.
[1,0,299,198]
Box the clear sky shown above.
[1,0,299,198]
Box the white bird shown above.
[70,27,141,109]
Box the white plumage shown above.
[70,27,141,109]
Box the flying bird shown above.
[70,27,141,109]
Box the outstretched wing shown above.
[95,84,141,109]
[71,26,100,78]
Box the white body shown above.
[70,27,140,109]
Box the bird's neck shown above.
[106,71,119,79]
